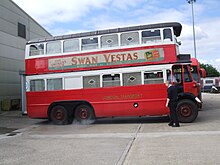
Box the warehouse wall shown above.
[0,0,52,110]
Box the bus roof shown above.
[27,22,182,44]
[191,58,199,66]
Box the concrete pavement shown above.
[0,93,220,165]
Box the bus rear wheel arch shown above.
[74,104,95,124]
[177,99,198,123]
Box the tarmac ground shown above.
[0,93,220,165]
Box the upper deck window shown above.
[81,37,98,50]
[29,44,44,56]
[63,39,79,53]
[46,41,61,54]
[142,30,161,43]
[163,28,173,41]
[121,32,139,46]
[101,34,118,48]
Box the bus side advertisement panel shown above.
[25,45,177,75]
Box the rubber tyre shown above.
[50,105,69,125]
[74,104,95,124]
[177,99,198,123]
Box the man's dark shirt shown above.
[167,85,178,102]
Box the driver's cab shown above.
[167,64,198,97]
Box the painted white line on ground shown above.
[28,130,220,139]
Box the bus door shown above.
[172,65,197,96]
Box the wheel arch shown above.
[178,92,201,108]
[178,92,195,101]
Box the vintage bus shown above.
[25,22,201,124]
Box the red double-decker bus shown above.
[25,22,201,124]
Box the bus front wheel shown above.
[177,99,198,123]
[50,105,70,125]
[74,104,95,124]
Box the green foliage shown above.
[200,63,220,77]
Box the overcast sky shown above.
[13,0,220,71]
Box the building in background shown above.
[0,0,52,111]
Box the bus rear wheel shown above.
[177,99,198,123]
[50,105,70,125]
[74,104,95,124]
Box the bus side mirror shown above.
[177,41,181,45]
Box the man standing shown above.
[165,80,180,127]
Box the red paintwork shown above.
[191,58,199,67]
[26,84,169,119]
[25,44,177,75]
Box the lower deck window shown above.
[30,79,45,91]
[83,75,100,88]
[123,72,141,86]
[103,74,120,87]
[144,71,163,84]
[47,78,62,90]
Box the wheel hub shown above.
[180,105,192,117]
[55,109,64,120]
[80,109,88,119]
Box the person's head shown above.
[165,80,172,87]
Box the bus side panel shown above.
[90,85,168,117]
[26,84,169,119]
[25,44,177,75]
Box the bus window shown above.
[102,74,120,87]
[81,37,98,50]
[46,41,61,54]
[64,77,83,90]
[63,39,79,53]
[29,44,44,56]
[47,78,62,90]
[142,29,161,43]
[191,66,199,82]
[205,80,214,85]
[167,69,178,83]
[172,66,182,84]
[30,79,45,91]
[101,34,118,48]
[183,65,192,82]
[121,32,139,46]
[123,72,141,86]
[163,28,173,41]
[83,75,100,88]
[144,71,163,84]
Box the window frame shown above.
[18,22,26,39]
[46,41,62,54]
[47,78,63,91]
[30,79,45,92]
[102,73,121,87]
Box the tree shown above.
[200,63,220,77]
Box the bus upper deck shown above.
[25,22,183,75]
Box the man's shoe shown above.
[172,124,180,127]
[168,123,173,126]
